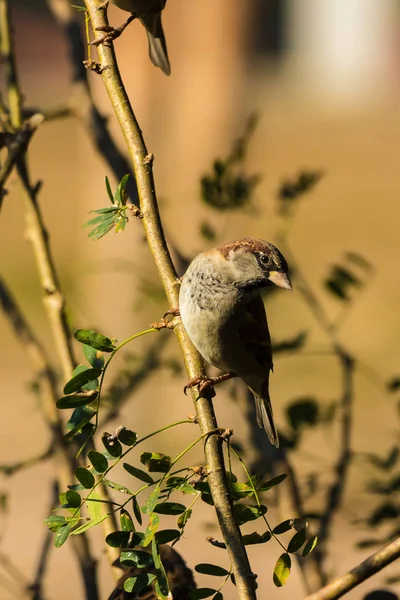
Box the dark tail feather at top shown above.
[140,12,171,75]
[254,385,279,448]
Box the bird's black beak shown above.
[268,271,292,291]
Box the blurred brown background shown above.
[1,0,400,598]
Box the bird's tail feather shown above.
[254,387,279,448]
[141,13,171,75]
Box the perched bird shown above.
[108,545,196,600]
[179,238,292,448]
[109,0,170,75]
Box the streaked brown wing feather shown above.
[236,295,273,371]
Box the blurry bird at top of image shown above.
[179,238,292,448]
[109,0,170,75]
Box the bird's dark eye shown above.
[259,253,272,268]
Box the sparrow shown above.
[109,0,170,75]
[179,238,292,448]
[108,544,196,600]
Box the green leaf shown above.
[273,553,291,587]
[120,509,135,532]
[302,536,318,557]
[57,392,98,409]
[83,344,105,369]
[115,174,130,206]
[66,490,81,508]
[45,515,67,532]
[132,495,142,525]
[153,502,186,515]
[177,509,192,529]
[258,474,287,491]
[273,519,292,535]
[102,433,122,457]
[228,482,254,499]
[54,523,71,548]
[232,504,267,526]
[123,463,154,484]
[213,594,223,600]
[102,479,135,495]
[195,564,229,577]
[155,529,181,544]
[140,452,172,473]
[120,549,153,568]
[105,176,114,203]
[64,408,96,439]
[124,573,156,593]
[106,531,144,549]
[189,589,218,599]
[74,329,115,352]
[118,428,137,446]
[143,513,160,546]
[141,488,161,515]
[70,514,108,535]
[88,221,115,240]
[88,451,108,473]
[75,467,95,489]
[84,213,116,227]
[242,531,272,545]
[287,529,307,553]
[63,368,102,394]
[152,539,170,599]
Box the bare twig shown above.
[305,536,400,600]
[83,2,257,597]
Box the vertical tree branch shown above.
[83,2,257,597]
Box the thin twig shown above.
[305,536,400,600]
[83,2,257,597]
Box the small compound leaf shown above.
[123,463,154,484]
[273,553,291,587]
[242,531,271,545]
[287,529,307,553]
[57,392,98,409]
[74,329,115,352]
[153,502,186,516]
[83,344,105,369]
[232,504,267,526]
[228,482,254,500]
[88,451,108,473]
[118,428,137,446]
[155,529,181,545]
[189,589,217,599]
[102,479,135,495]
[45,515,67,532]
[54,523,71,548]
[258,474,287,491]
[63,368,102,395]
[194,564,229,577]
[120,509,135,532]
[121,549,153,568]
[132,496,142,525]
[151,539,170,599]
[115,174,130,206]
[140,452,172,473]
[302,536,318,557]
[106,531,144,549]
[105,176,114,203]
[102,433,123,457]
[177,509,192,529]
[273,519,292,535]
[143,513,160,547]
[124,574,156,593]
[75,467,95,489]
[141,488,160,515]
[65,490,81,508]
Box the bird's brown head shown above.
[215,238,292,292]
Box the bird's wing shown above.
[236,295,273,371]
